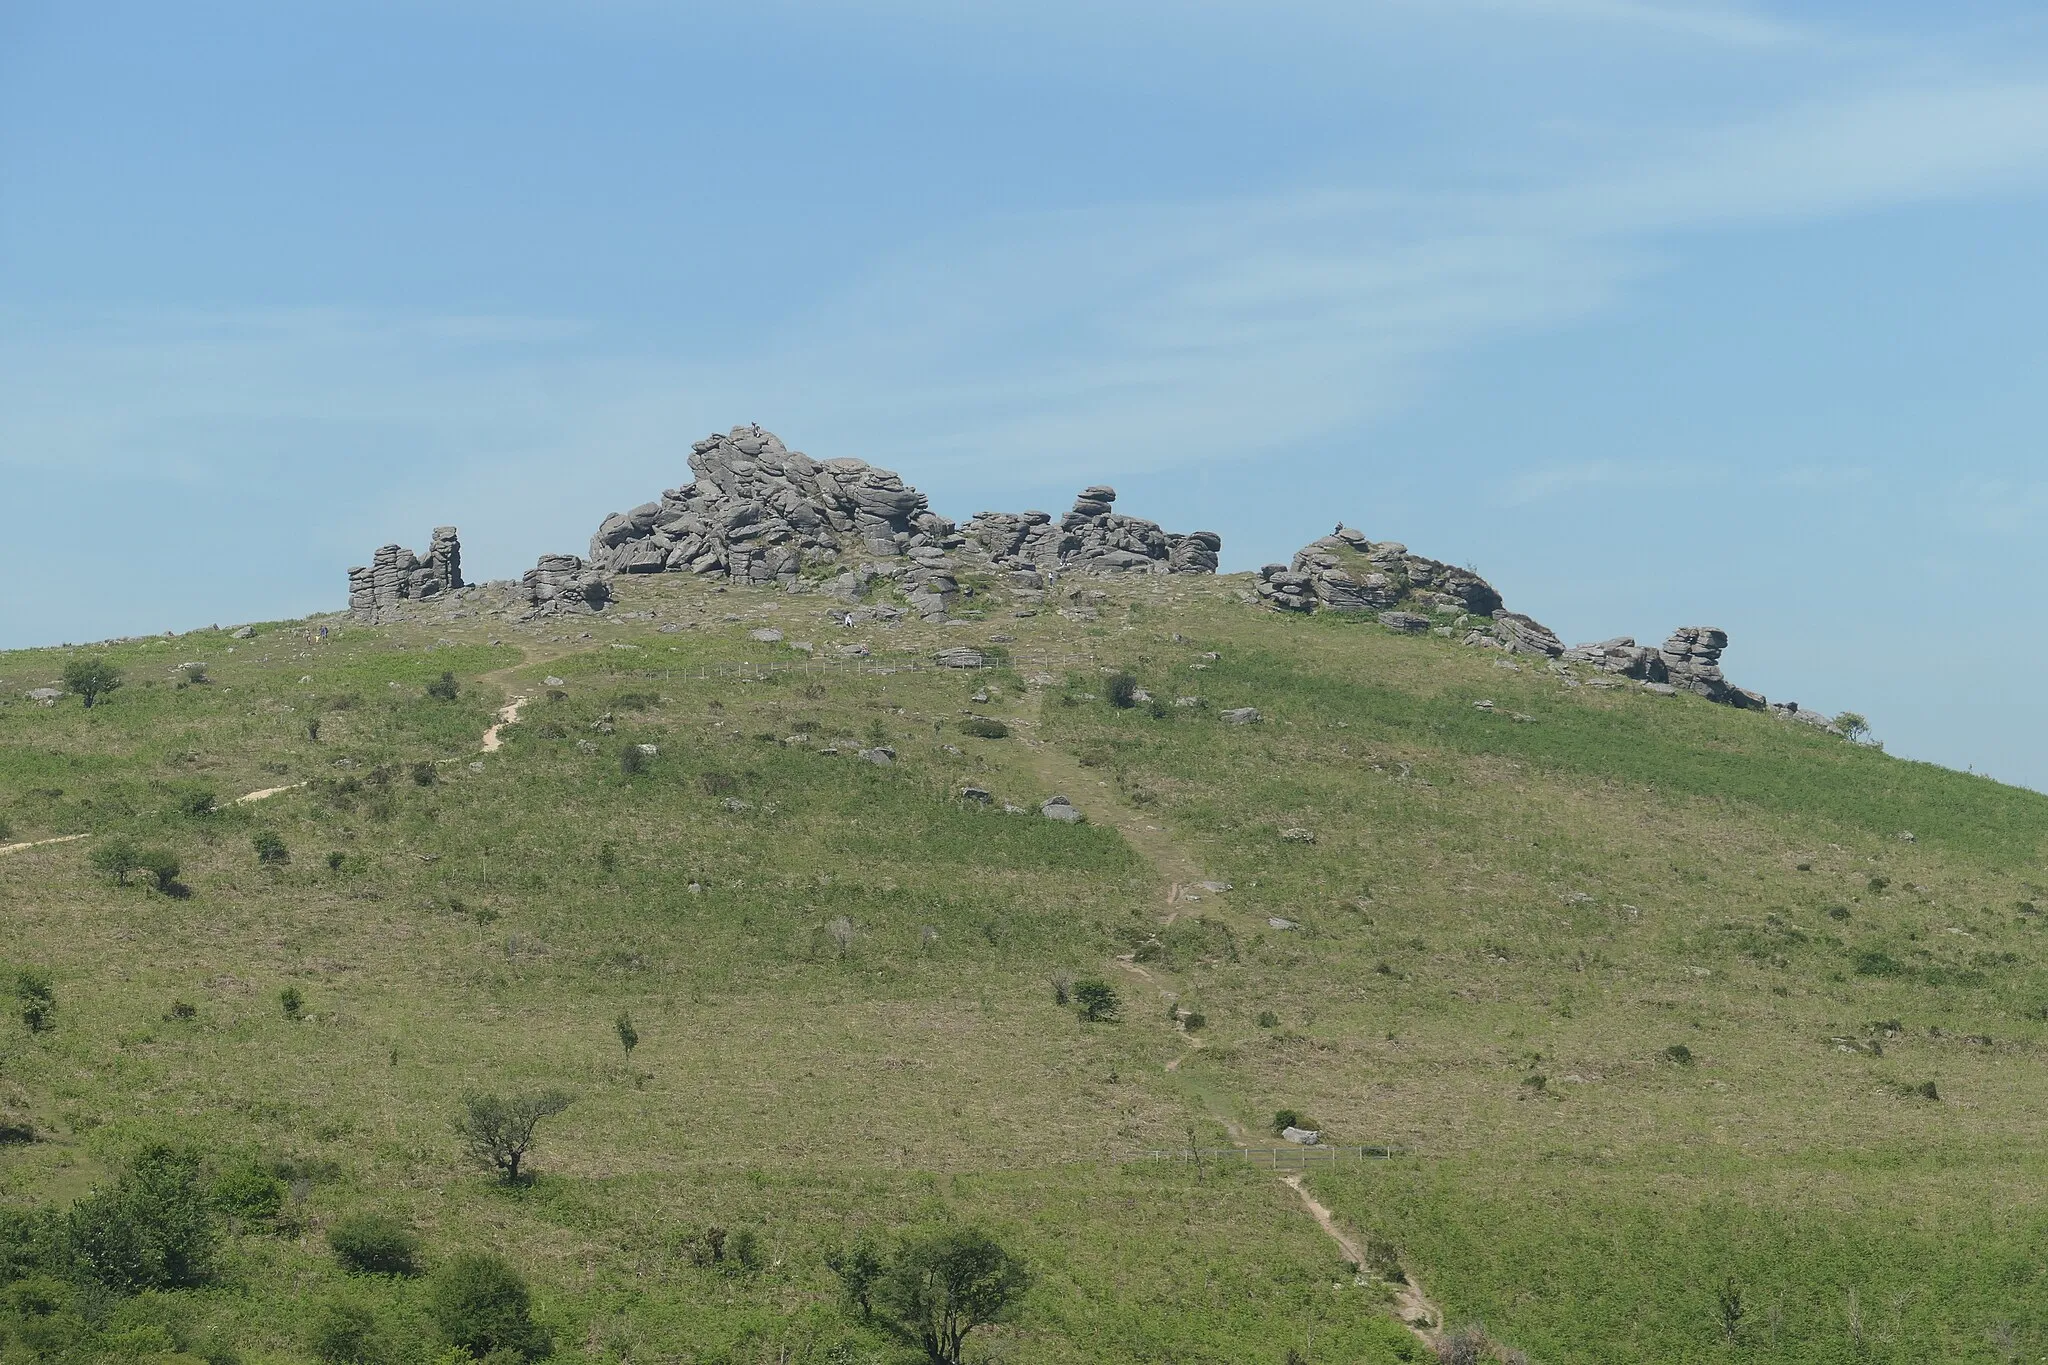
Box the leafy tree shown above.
[254,830,290,865]
[16,969,56,1033]
[826,1238,884,1319]
[1070,979,1121,1022]
[430,1252,547,1358]
[328,1212,423,1276]
[66,1144,218,1291]
[61,657,122,709]
[1834,711,1872,742]
[455,1090,573,1184]
[90,838,142,883]
[136,848,182,893]
[870,1225,1030,1365]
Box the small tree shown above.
[61,657,122,709]
[827,1238,884,1319]
[309,1292,388,1364]
[1071,979,1121,1022]
[1716,1275,1745,1341]
[872,1224,1030,1365]
[456,1090,573,1184]
[90,837,142,884]
[430,1252,547,1358]
[1106,672,1139,708]
[136,848,182,893]
[425,672,459,702]
[1834,712,1871,743]
[254,830,290,865]
[615,1011,638,1058]
[16,969,55,1033]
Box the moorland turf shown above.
[2,570,2045,1362]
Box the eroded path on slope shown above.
[1010,681,1438,1342]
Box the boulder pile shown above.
[1560,628,1764,708]
[584,426,959,587]
[1260,527,1556,654]
[521,553,613,617]
[348,528,463,615]
[964,487,1221,578]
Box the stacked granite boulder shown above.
[963,487,1220,578]
[347,528,463,615]
[1259,527,1556,652]
[584,426,958,588]
[521,553,613,617]
[1560,628,1767,709]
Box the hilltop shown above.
[3,431,2047,1364]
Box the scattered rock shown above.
[633,744,659,757]
[748,628,784,643]
[858,747,896,766]
[1280,1125,1321,1146]
[964,486,1220,578]
[1268,916,1298,930]
[934,647,985,669]
[1221,707,1261,724]
[1377,610,1431,634]
[1198,880,1232,892]
[1279,827,1316,843]
[1041,795,1085,823]
[25,687,61,705]
[230,625,255,639]
[960,787,994,804]
[544,676,565,687]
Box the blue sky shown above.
[5,1,2048,786]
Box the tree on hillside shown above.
[455,1090,573,1184]
[868,1224,1030,1365]
[61,656,122,709]
[1071,979,1121,1022]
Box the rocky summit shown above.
[345,526,463,616]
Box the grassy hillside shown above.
[2,570,2045,1363]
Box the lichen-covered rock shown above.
[521,553,612,616]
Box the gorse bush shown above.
[66,1145,217,1292]
[430,1252,547,1359]
[425,672,459,702]
[253,830,289,865]
[618,745,647,777]
[1107,672,1140,708]
[328,1212,422,1276]
[309,1293,387,1364]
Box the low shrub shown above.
[1257,1010,1280,1028]
[1107,672,1140,708]
[135,848,182,892]
[430,1252,547,1358]
[1072,979,1121,1022]
[958,717,1009,739]
[309,1293,386,1364]
[67,1145,218,1291]
[618,746,646,777]
[90,838,142,883]
[1663,1044,1694,1066]
[173,788,216,817]
[425,672,459,702]
[212,1163,288,1222]
[253,831,289,865]
[16,969,56,1033]
[280,987,305,1020]
[327,1212,422,1276]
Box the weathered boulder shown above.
[521,553,612,617]
[963,486,1220,578]
[348,527,464,616]
[1041,795,1084,823]
[1261,529,1508,626]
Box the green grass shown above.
[3,573,2046,1362]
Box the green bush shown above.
[16,969,55,1034]
[254,830,289,865]
[1663,1044,1694,1066]
[957,717,1009,739]
[425,672,459,702]
[61,656,122,709]
[90,837,142,883]
[66,1145,218,1292]
[136,848,182,892]
[173,788,217,817]
[455,1090,573,1184]
[1257,1010,1280,1027]
[1272,1109,1303,1134]
[280,987,305,1020]
[869,1224,1029,1365]
[1107,672,1140,708]
[619,745,647,777]
[212,1163,287,1222]
[309,1292,388,1364]
[327,1212,423,1277]
[429,1252,547,1359]
[1071,979,1121,1022]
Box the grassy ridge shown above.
[3,572,2046,1361]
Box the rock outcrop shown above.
[348,528,462,615]
[1260,526,1555,653]
[1560,627,1764,708]
[963,487,1220,578]
[586,426,957,586]
[521,553,613,617]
